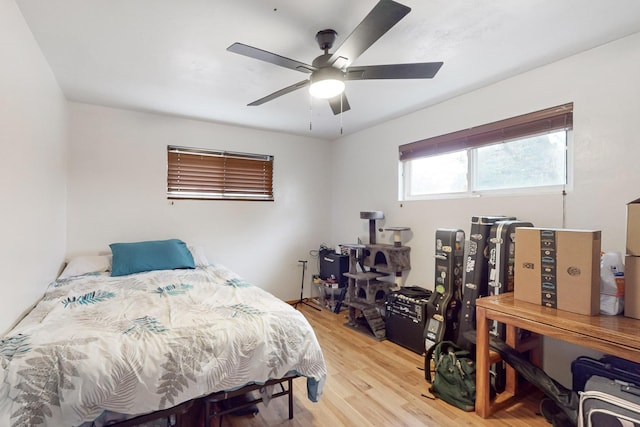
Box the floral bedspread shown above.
[0,265,326,427]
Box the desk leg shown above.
[505,324,518,395]
[476,305,491,418]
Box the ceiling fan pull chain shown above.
[309,93,313,131]
[340,95,344,135]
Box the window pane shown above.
[406,150,468,196]
[474,131,566,191]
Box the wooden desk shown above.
[475,293,640,418]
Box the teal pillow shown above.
[110,239,195,277]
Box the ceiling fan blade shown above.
[346,62,444,80]
[247,80,310,106]
[228,43,316,73]
[329,0,411,68]
[328,93,351,115]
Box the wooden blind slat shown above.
[399,103,573,161]
[167,147,274,201]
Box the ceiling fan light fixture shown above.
[309,67,345,99]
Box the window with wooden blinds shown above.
[167,146,274,201]
[398,103,573,160]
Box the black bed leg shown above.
[288,378,294,419]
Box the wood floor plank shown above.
[222,303,552,427]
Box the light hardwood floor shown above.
[223,302,551,427]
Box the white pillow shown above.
[188,245,210,267]
[58,255,112,279]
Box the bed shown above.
[0,239,327,427]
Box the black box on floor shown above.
[319,249,349,286]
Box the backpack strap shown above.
[425,341,438,383]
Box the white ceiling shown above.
[15,0,640,140]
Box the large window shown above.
[399,103,572,200]
[167,146,274,201]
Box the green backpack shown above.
[425,341,476,411]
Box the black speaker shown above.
[385,287,431,354]
[319,249,349,286]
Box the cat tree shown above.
[342,211,411,340]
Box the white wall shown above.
[0,0,68,334]
[66,103,331,301]
[330,32,640,386]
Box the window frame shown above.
[398,103,573,200]
[167,145,274,201]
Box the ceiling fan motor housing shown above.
[310,66,344,85]
[312,53,336,69]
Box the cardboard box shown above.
[624,256,640,319]
[514,228,601,316]
[627,198,640,256]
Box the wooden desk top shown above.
[476,293,640,362]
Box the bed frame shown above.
[204,375,297,426]
[110,375,299,427]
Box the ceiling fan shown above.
[227,0,443,115]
